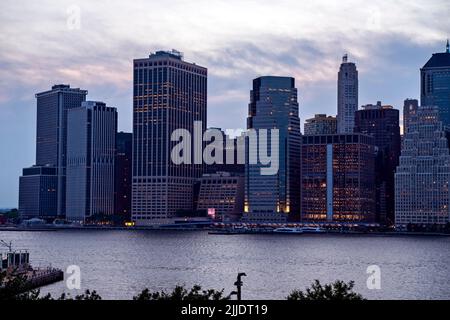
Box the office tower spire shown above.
[337,55,358,133]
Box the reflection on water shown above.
[1,230,449,300]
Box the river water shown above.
[1,230,449,300]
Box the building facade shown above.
[301,133,375,223]
[337,55,358,133]
[244,76,301,223]
[395,106,450,226]
[115,132,132,220]
[18,166,58,220]
[304,114,337,135]
[196,172,244,221]
[132,50,207,225]
[420,41,450,128]
[403,98,419,135]
[204,128,245,175]
[66,101,117,222]
[34,84,88,216]
[355,101,400,224]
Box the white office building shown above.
[395,106,450,226]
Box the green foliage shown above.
[287,280,364,300]
[55,290,102,300]
[1,271,100,300]
[133,285,229,301]
[3,272,363,301]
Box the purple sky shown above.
[0,0,449,207]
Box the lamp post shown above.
[232,272,246,300]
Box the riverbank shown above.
[0,225,449,237]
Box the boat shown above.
[301,226,327,234]
[273,227,304,234]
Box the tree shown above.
[133,285,229,301]
[287,280,364,300]
[1,271,101,300]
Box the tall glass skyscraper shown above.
[421,41,450,128]
[395,106,450,226]
[244,76,301,222]
[132,50,207,225]
[66,101,117,222]
[34,84,87,217]
[337,54,358,133]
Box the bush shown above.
[287,280,364,300]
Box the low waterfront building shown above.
[301,133,376,223]
[18,166,58,221]
[196,172,244,221]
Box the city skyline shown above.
[1,0,450,207]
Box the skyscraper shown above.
[420,41,450,128]
[304,114,337,135]
[132,50,207,225]
[395,106,450,226]
[18,166,58,220]
[403,98,419,135]
[244,76,301,222]
[115,132,132,220]
[301,133,375,223]
[66,101,117,222]
[337,54,358,133]
[34,84,88,216]
[355,101,400,224]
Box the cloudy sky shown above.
[0,0,449,207]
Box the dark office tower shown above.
[355,101,400,224]
[421,41,450,128]
[337,54,358,133]
[244,76,301,223]
[304,114,337,135]
[132,50,207,225]
[115,132,132,220]
[18,166,58,221]
[66,101,117,223]
[403,99,419,135]
[35,84,88,216]
[301,134,375,223]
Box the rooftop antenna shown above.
[342,54,348,63]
